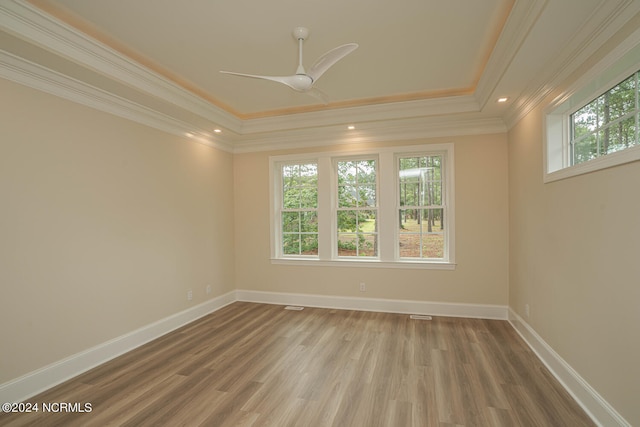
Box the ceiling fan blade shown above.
[220,71,313,92]
[306,87,329,105]
[307,43,358,82]
[220,70,289,85]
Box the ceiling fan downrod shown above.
[293,27,309,76]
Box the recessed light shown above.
[347,125,355,130]
[497,97,509,103]
[214,129,222,133]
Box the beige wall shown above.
[508,91,640,423]
[0,79,235,383]
[234,136,509,305]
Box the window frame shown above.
[278,161,319,258]
[270,143,455,269]
[568,71,639,166]
[396,152,448,261]
[334,155,380,259]
[544,37,640,183]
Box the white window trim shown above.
[333,155,380,260]
[269,143,455,269]
[544,30,640,183]
[395,151,450,262]
[270,157,319,259]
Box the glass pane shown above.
[399,209,422,233]
[399,155,442,208]
[360,210,377,233]
[359,184,377,207]
[300,211,318,232]
[283,162,317,209]
[573,134,598,164]
[283,188,300,209]
[399,208,444,258]
[338,233,357,256]
[422,208,444,233]
[338,160,377,221]
[282,212,299,233]
[301,234,318,255]
[282,164,298,180]
[338,185,357,207]
[399,157,419,170]
[299,187,317,209]
[603,116,636,154]
[357,160,377,183]
[296,163,317,185]
[572,102,599,139]
[359,234,377,257]
[337,210,357,232]
[422,233,444,259]
[399,181,420,207]
[603,75,635,123]
[338,161,357,184]
[427,180,442,206]
[282,234,300,255]
[399,233,419,258]
[399,168,419,183]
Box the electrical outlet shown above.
[206,285,212,294]
[525,304,530,318]
[187,290,193,301]
[359,282,366,292]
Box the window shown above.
[570,71,639,166]
[398,154,445,259]
[544,39,640,182]
[336,158,378,257]
[280,162,318,256]
[271,144,455,269]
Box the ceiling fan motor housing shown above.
[289,74,313,91]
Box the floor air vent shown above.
[284,306,304,311]
[410,314,433,320]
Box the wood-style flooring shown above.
[0,302,595,426]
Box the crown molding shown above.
[474,0,548,110]
[503,0,640,129]
[0,0,243,133]
[234,115,506,153]
[0,49,235,152]
[240,95,481,135]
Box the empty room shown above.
[1,0,639,425]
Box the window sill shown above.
[544,145,640,183]
[270,258,456,270]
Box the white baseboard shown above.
[0,290,236,404]
[508,308,630,427]
[235,289,508,320]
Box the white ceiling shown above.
[1,0,639,151]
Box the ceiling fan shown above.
[220,27,358,104]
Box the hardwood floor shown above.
[0,302,595,426]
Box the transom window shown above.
[544,40,640,182]
[570,70,639,165]
[270,144,455,269]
